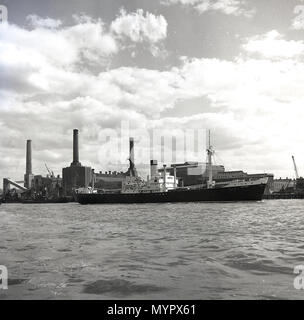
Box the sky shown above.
[1,0,304,182]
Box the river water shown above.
[0,200,304,300]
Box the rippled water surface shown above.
[1,200,304,300]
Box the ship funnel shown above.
[71,129,81,166]
[163,164,167,191]
[150,160,158,178]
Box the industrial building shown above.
[270,178,295,193]
[2,139,64,202]
[2,130,92,201]
[93,137,138,190]
[2,139,34,201]
[62,129,92,196]
[33,174,63,200]
[2,178,27,201]
[4,128,301,202]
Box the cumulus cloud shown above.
[161,0,255,17]
[109,9,168,57]
[111,9,168,43]
[2,48,304,179]
[27,15,62,29]
[0,12,170,180]
[2,12,304,180]
[0,15,118,78]
[243,30,304,59]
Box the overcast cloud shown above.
[1,0,304,182]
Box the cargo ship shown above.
[75,132,267,204]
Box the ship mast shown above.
[206,130,215,189]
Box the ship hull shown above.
[76,183,266,204]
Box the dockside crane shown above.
[292,156,304,192]
[292,156,299,179]
[45,163,55,178]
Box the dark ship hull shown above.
[76,183,266,204]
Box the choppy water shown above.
[0,200,304,300]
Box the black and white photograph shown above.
[1,0,304,307]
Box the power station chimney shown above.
[24,139,34,189]
[71,129,81,166]
[130,137,135,166]
[126,137,137,177]
[26,140,32,174]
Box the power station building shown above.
[62,129,92,196]
[93,137,137,190]
[33,175,63,199]
[2,139,64,201]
